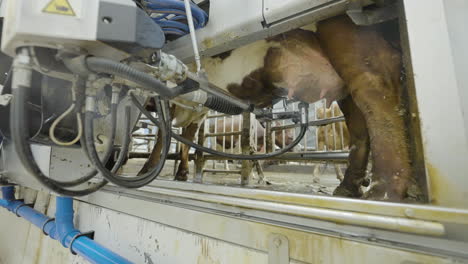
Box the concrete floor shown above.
[121,158,343,196]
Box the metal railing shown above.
[128,100,350,185]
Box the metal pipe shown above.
[270,116,345,132]
[0,186,132,264]
[203,169,242,174]
[128,151,349,161]
[184,0,202,73]
[205,131,241,137]
[140,186,445,236]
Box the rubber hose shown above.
[204,94,244,115]
[85,57,177,98]
[172,124,307,160]
[58,103,119,187]
[84,102,170,188]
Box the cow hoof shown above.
[137,165,150,176]
[332,184,362,198]
[174,169,188,181]
[363,182,404,202]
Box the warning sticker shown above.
[43,0,76,16]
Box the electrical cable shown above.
[183,0,202,73]
[49,89,83,146]
[144,0,209,36]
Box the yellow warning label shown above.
[43,0,76,16]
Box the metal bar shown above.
[238,114,242,154]
[231,117,235,154]
[145,180,468,226]
[206,113,232,119]
[271,116,345,132]
[135,186,445,237]
[241,112,254,185]
[130,151,349,161]
[194,121,205,183]
[203,169,242,174]
[204,152,349,162]
[204,131,242,137]
[132,134,157,137]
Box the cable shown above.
[144,0,209,36]
[49,90,82,146]
[183,0,202,73]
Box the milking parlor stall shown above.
[0,0,467,263]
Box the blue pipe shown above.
[0,186,132,264]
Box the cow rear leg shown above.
[175,123,199,181]
[333,96,370,198]
[349,73,411,201]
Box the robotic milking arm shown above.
[0,0,309,196]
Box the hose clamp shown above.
[85,96,96,112]
[69,231,95,255]
[41,218,55,236]
[298,102,309,125]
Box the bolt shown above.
[404,208,415,218]
[273,237,282,247]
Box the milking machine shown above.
[0,0,309,196]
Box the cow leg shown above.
[138,104,178,176]
[138,130,163,175]
[333,96,370,198]
[334,164,345,182]
[175,122,200,181]
[317,16,410,201]
[348,73,410,200]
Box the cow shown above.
[140,15,411,201]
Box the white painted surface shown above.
[1,191,464,264]
[403,0,468,208]
[0,198,271,264]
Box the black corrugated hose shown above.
[83,96,171,188]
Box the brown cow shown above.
[140,15,410,201]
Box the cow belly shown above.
[171,102,208,128]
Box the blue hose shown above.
[144,0,209,36]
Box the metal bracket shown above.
[0,94,12,106]
[347,0,399,26]
[268,234,289,264]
